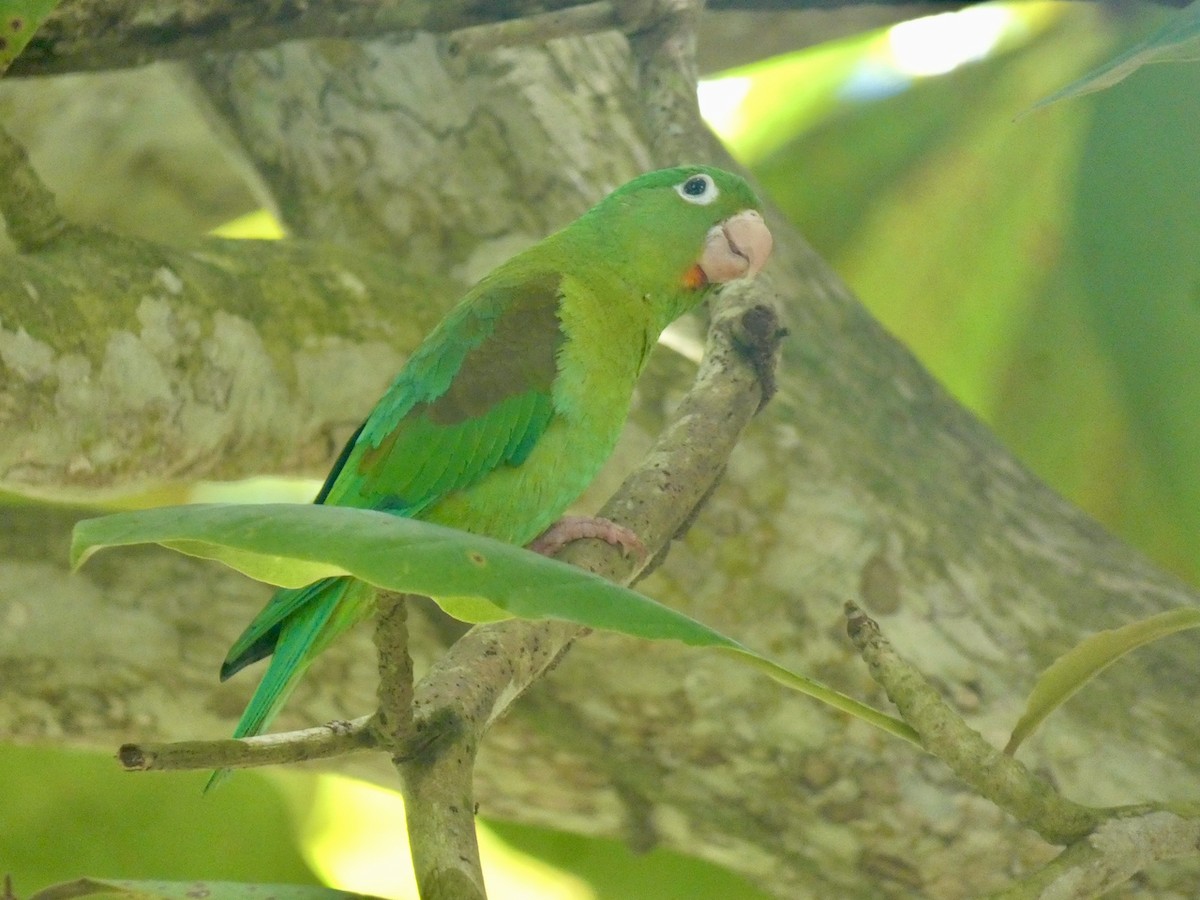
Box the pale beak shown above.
[697,210,773,284]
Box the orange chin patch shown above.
[682,263,709,290]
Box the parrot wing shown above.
[317,269,566,515]
[218,270,567,682]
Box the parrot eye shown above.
[675,173,718,205]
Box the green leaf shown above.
[0,0,62,73]
[1005,607,1200,754]
[29,879,369,900]
[1025,0,1200,114]
[72,504,920,746]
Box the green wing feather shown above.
[206,577,370,791]
[214,269,567,766]
[319,270,564,514]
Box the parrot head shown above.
[579,165,773,297]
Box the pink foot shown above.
[528,515,647,561]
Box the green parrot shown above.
[214,165,772,773]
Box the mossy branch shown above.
[846,602,1102,844]
[846,603,1200,897]
[0,123,68,251]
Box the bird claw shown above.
[528,515,647,561]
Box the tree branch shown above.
[10,0,636,76]
[845,602,1102,844]
[445,2,619,57]
[12,0,606,76]
[847,603,1200,895]
[373,595,487,900]
[118,716,376,772]
[10,0,1191,77]
[0,122,68,251]
[0,211,458,495]
[990,811,1200,899]
[399,739,488,900]
[372,592,415,752]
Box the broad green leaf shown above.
[1026,0,1200,114]
[70,504,757,642]
[71,504,920,746]
[30,879,367,900]
[1005,607,1200,754]
[0,0,61,73]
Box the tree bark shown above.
[10,1,1190,77]
[2,6,1199,900]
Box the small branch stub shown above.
[118,743,149,770]
[116,718,377,773]
[731,297,787,410]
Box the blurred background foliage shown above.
[708,1,1200,585]
[1,743,770,899]
[4,1,1198,896]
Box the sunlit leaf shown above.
[1005,607,1200,754]
[209,208,288,240]
[71,504,920,746]
[1025,0,1200,114]
[29,879,369,900]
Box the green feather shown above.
[214,167,766,782]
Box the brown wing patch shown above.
[420,272,565,426]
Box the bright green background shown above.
[740,3,1200,584]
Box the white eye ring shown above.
[674,173,718,205]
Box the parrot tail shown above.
[205,576,375,792]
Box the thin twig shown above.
[844,602,1103,844]
[988,810,1200,900]
[445,2,618,56]
[371,591,415,753]
[117,716,376,772]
